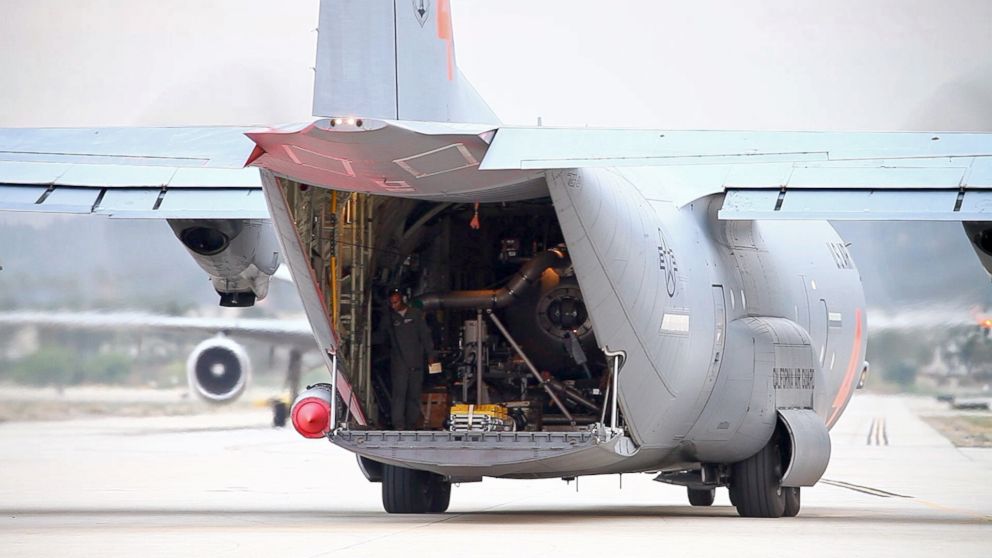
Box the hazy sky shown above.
[1,0,989,130]
[1,0,991,312]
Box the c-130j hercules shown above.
[2,0,991,517]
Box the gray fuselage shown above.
[551,167,866,468]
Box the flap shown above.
[481,127,992,170]
[0,127,266,218]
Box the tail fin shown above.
[312,0,499,124]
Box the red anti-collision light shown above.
[291,397,331,438]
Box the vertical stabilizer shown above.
[313,0,498,124]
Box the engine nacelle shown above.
[186,336,250,403]
[168,218,281,307]
[963,221,992,278]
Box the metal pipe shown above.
[330,350,338,431]
[543,376,600,413]
[476,309,484,404]
[485,310,574,425]
[602,348,626,430]
[330,191,338,330]
[344,379,354,426]
[599,381,611,426]
[542,415,599,426]
[417,249,566,311]
[364,197,375,415]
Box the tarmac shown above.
[0,392,989,557]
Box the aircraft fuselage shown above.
[551,168,865,468]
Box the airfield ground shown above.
[0,391,989,557]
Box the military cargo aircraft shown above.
[1,0,991,518]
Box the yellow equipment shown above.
[448,403,512,432]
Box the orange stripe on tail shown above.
[437,0,454,81]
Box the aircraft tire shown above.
[783,487,801,517]
[382,465,450,513]
[426,475,452,513]
[687,487,715,506]
[731,437,786,518]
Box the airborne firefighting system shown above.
[288,192,615,437]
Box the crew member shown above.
[383,290,436,430]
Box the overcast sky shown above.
[1,0,989,130]
[1,0,991,313]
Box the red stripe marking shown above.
[827,307,863,427]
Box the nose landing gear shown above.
[687,487,715,507]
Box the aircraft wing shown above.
[0,311,315,346]
[246,120,992,220]
[4,121,991,220]
[0,127,266,218]
[484,127,992,220]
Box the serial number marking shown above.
[773,367,816,390]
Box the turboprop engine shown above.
[186,336,250,403]
[168,218,281,308]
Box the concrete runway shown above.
[1,393,989,557]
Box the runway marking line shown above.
[912,498,992,523]
[823,479,992,523]
[820,479,908,498]
[865,416,888,446]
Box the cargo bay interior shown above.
[278,178,615,433]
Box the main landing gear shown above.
[382,464,452,513]
[729,433,801,518]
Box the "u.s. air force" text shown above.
[773,367,816,390]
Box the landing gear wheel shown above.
[426,475,452,513]
[687,487,715,507]
[731,437,786,518]
[783,486,801,517]
[382,465,451,514]
[271,400,288,428]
